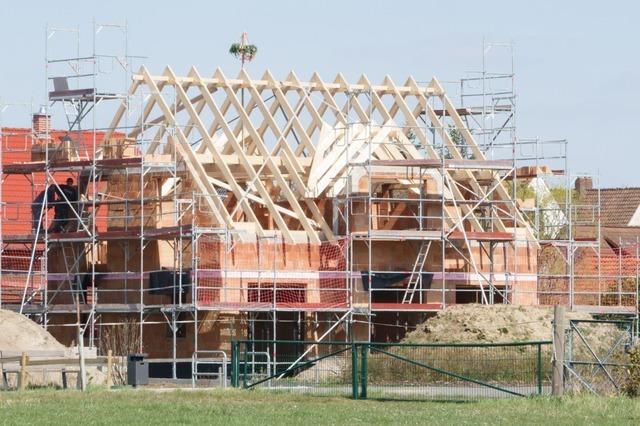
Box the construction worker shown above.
[31,186,56,233]
[61,177,79,231]
[51,178,79,233]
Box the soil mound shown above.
[0,309,108,387]
[0,309,65,352]
[402,304,594,343]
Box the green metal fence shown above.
[231,340,552,399]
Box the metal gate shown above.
[232,340,552,399]
[564,318,635,395]
[191,350,228,388]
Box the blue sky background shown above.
[1,0,637,186]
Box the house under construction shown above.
[0,27,637,372]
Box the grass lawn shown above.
[0,389,639,425]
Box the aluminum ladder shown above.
[401,240,432,304]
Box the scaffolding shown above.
[343,43,536,339]
[0,35,638,382]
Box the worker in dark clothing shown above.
[56,178,78,232]
[50,187,67,234]
[31,186,56,233]
[51,178,79,233]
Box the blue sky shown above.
[1,0,637,186]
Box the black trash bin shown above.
[127,353,149,387]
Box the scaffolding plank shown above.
[2,157,143,174]
[370,302,442,311]
[351,230,441,241]
[370,159,513,170]
[448,231,514,242]
[1,225,193,243]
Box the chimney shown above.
[575,177,593,197]
[32,106,51,138]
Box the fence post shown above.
[536,343,542,395]
[360,344,368,399]
[231,341,237,388]
[242,343,248,388]
[552,305,565,396]
[106,350,113,389]
[19,352,28,391]
[351,342,358,399]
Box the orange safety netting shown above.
[195,235,349,310]
[0,248,45,304]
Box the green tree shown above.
[444,126,471,159]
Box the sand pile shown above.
[0,309,66,352]
[402,304,610,344]
[0,309,107,387]
[291,304,629,388]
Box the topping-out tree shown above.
[229,32,258,70]
[229,32,258,152]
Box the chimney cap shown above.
[33,105,48,117]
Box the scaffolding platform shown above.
[431,106,512,117]
[370,302,442,312]
[370,159,513,170]
[351,230,442,241]
[1,34,636,368]
[2,157,143,174]
[447,231,514,242]
[48,88,124,103]
[2,225,193,243]
[351,230,514,242]
[196,302,351,313]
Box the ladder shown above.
[401,241,432,304]
[61,242,85,304]
[22,249,46,306]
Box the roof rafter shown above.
[106,67,537,245]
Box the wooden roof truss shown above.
[106,66,535,243]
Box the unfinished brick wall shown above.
[195,236,349,310]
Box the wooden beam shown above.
[166,66,267,238]
[140,66,232,230]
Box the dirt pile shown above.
[0,309,65,352]
[0,309,107,387]
[291,305,629,390]
[402,304,596,343]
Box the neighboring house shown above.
[516,166,568,240]
[570,178,640,312]
[575,177,640,249]
[535,177,640,312]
